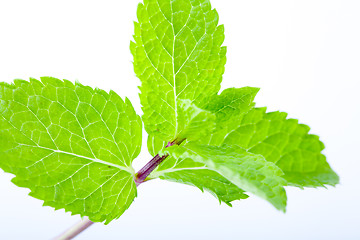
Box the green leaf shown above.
[147,133,167,157]
[131,0,226,142]
[148,134,248,205]
[176,99,215,142]
[145,88,259,205]
[205,87,259,125]
[222,108,339,188]
[156,169,249,206]
[202,87,260,145]
[0,77,142,224]
[163,142,287,211]
[146,99,215,147]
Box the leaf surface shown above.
[148,135,248,205]
[163,142,287,211]
[0,77,142,223]
[157,169,249,206]
[132,0,226,142]
[223,108,339,188]
[176,99,215,142]
[202,87,259,145]
[205,87,259,124]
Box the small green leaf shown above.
[223,108,339,188]
[164,142,288,211]
[202,87,260,145]
[147,133,167,157]
[177,99,215,142]
[205,87,259,124]
[0,77,142,224]
[132,0,226,142]
[157,169,249,206]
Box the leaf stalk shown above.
[134,140,177,185]
[53,218,94,240]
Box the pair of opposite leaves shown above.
[0,0,338,224]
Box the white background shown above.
[0,0,359,239]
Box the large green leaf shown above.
[223,108,339,188]
[0,77,142,224]
[131,0,226,142]
[163,142,287,211]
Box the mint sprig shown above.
[0,0,339,237]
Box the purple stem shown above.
[135,141,176,186]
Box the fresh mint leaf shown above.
[148,134,248,205]
[223,108,339,188]
[0,77,142,224]
[163,142,287,211]
[131,0,226,142]
[205,87,259,124]
[202,87,260,146]
[176,99,216,142]
[147,134,167,157]
[155,169,249,206]
[145,87,260,206]
[0,0,340,234]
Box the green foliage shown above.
[134,0,338,210]
[0,77,142,223]
[176,99,215,142]
[148,134,248,206]
[162,142,287,211]
[131,0,226,142]
[0,0,338,225]
[202,87,260,146]
[205,87,260,125]
[156,169,249,206]
[222,108,339,188]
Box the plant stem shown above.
[54,140,177,239]
[135,154,168,186]
[135,140,175,185]
[53,218,94,240]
